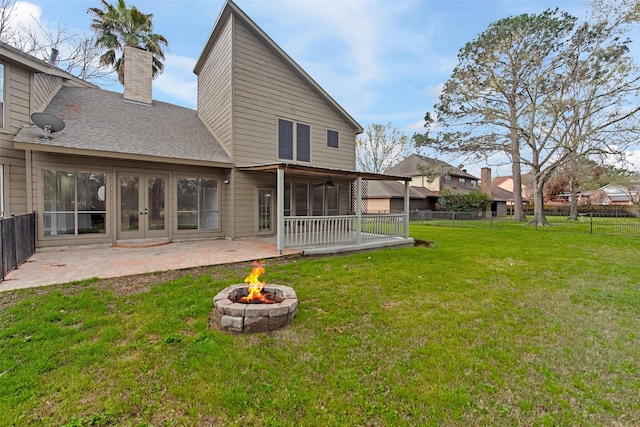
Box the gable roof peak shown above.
[194,0,363,133]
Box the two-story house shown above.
[386,154,480,194]
[365,154,511,215]
[3,0,412,253]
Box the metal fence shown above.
[410,209,640,237]
[1,212,36,282]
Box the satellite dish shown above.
[31,112,65,140]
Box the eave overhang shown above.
[237,162,411,182]
[14,141,235,169]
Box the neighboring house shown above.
[367,154,511,215]
[365,180,436,213]
[493,173,534,203]
[591,183,640,206]
[386,154,480,194]
[3,0,411,252]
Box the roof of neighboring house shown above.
[365,180,436,199]
[492,176,512,187]
[493,173,534,187]
[386,154,479,180]
[14,87,233,167]
[0,41,95,87]
[490,186,512,202]
[194,0,363,134]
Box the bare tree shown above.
[418,8,640,226]
[356,123,410,174]
[0,0,113,83]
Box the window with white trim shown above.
[278,118,310,162]
[327,129,339,148]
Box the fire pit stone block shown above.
[245,305,269,317]
[211,284,298,333]
[220,315,243,332]
[269,314,290,329]
[268,305,289,317]
[225,303,247,317]
[244,316,269,333]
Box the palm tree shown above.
[88,0,168,85]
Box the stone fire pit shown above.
[211,284,298,333]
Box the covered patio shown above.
[237,163,414,254]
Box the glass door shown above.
[118,173,168,239]
[258,189,273,233]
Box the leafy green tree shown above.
[356,123,410,174]
[417,8,640,226]
[88,0,168,85]
[437,188,490,212]
[583,164,640,189]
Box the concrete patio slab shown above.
[0,238,301,292]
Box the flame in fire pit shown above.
[240,261,273,303]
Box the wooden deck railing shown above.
[283,214,406,248]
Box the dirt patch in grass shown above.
[0,257,308,314]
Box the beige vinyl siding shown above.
[232,170,273,238]
[197,15,233,158]
[232,19,357,169]
[0,63,30,215]
[366,199,391,213]
[30,152,231,248]
[33,73,63,112]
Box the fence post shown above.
[451,212,455,227]
[590,212,593,234]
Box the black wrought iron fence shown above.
[1,212,36,282]
[410,209,640,237]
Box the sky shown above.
[7,0,640,177]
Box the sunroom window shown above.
[43,169,106,236]
[177,178,219,230]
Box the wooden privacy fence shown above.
[1,212,36,282]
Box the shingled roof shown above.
[366,180,436,199]
[386,154,479,180]
[14,87,233,167]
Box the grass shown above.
[1,224,639,426]
[412,213,640,237]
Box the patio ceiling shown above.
[237,163,411,181]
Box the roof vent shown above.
[48,48,59,65]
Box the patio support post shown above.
[277,167,284,254]
[404,180,410,238]
[356,176,362,245]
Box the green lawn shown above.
[1,225,639,426]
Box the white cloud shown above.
[625,149,640,172]
[153,54,197,108]
[2,2,43,46]
[245,0,436,117]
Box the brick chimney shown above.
[123,46,152,104]
[481,167,492,196]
